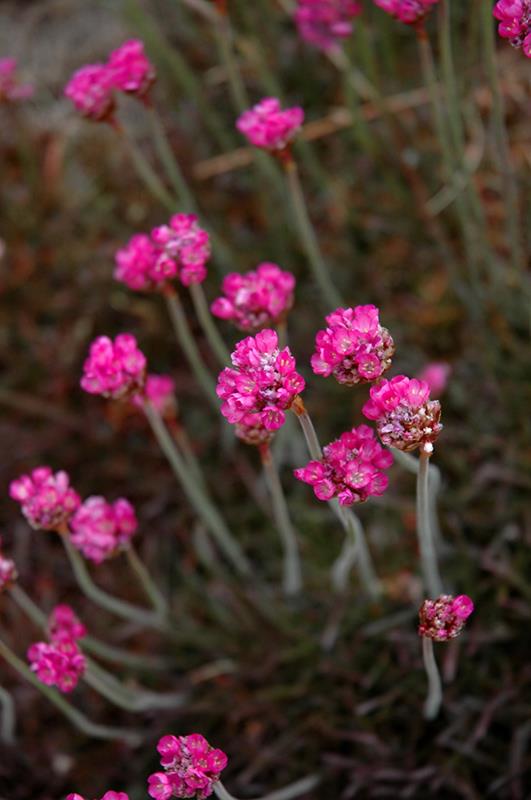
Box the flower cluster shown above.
[70,496,138,564]
[211,263,296,332]
[217,329,305,432]
[115,215,211,291]
[493,0,531,58]
[234,412,274,447]
[148,734,227,800]
[416,362,450,398]
[362,375,442,452]
[418,594,474,641]
[67,793,129,800]
[311,305,395,385]
[0,537,17,591]
[28,605,86,693]
[64,38,155,121]
[9,467,80,531]
[372,0,439,25]
[295,0,362,52]
[295,424,393,505]
[80,334,147,400]
[0,58,33,103]
[237,97,304,152]
[132,373,177,418]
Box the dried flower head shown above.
[418,594,474,641]
[9,467,81,531]
[108,39,156,98]
[234,411,275,447]
[295,0,362,52]
[148,733,227,800]
[81,334,147,400]
[493,0,531,57]
[372,0,439,25]
[237,97,304,152]
[70,496,138,564]
[151,214,211,287]
[64,63,116,122]
[0,58,33,103]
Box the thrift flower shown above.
[28,639,86,693]
[9,467,80,531]
[362,375,442,452]
[114,233,158,291]
[108,39,156,98]
[295,0,362,52]
[419,594,474,641]
[217,329,305,431]
[151,214,211,287]
[132,373,177,418]
[417,362,450,397]
[64,64,116,122]
[311,305,395,385]
[372,0,439,25]
[80,334,147,400]
[295,424,393,505]
[148,733,228,800]
[237,97,304,152]
[493,0,531,57]
[234,412,274,447]
[70,497,138,564]
[67,792,129,800]
[48,605,87,643]
[211,263,296,332]
[0,58,33,103]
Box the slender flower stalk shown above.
[0,684,15,744]
[120,124,176,212]
[188,282,231,366]
[168,419,208,488]
[84,660,185,713]
[392,448,445,553]
[148,106,197,210]
[125,544,169,617]
[421,636,442,719]
[213,775,320,800]
[417,450,444,598]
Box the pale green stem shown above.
[164,290,219,410]
[214,774,320,800]
[148,106,197,210]
[392,449,445,554]
[84,660,185,713]
[284,160,342,310]
[260,444,303,596]
[143,400,252,577]
[422,636,443,720]
[189,282,231,366]
[170,420,208,488]
[0,638,140,744]
[438,0,464,156]
[417,451,444,598]
[120,124,175,212]
[125,544,169,617]
[213,12,248,112]
[0,685,16,743]
[9,584,47,627]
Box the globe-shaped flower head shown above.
[418,594,474,641]
[237,97,304,152]
[295,0,362,52]
[9,467,80,531]
[372,0,439,25]
[493,0,531,57]
[80,334,147,400]
[148,733,227,800]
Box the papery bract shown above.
[64,63,115,121]
[237,97,304,151]
[80,334,146,400]
[148,733,227,800]
[0,58,33,103]
[372,0,439,25]
[108,39,156,97]
[295,0,362,52]
[9,467,80,531]
[418,594,474,641]
[70,496,138,564]
[493,0,531,57]
[211,263,295,332]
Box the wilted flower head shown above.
[108,39,156,97]
[217,329,305,432]
[419,594,474,641]
[67,792,129,800]
[114,233,158,291]
[64,63,116,122]
[48,605,87,643]
[70,497,138,564]
[148,733,227,800]
[416,362,450,398]
[295,0,362,52]
[372,0,439,25]
[28,639,86,693]
[0,58,33,103]
[81,334,147,400]
[9,467,80,531]
[362,375,442,453]
[132,373,177,418]
[295,424,393,505]
[311,305,395,385]
[493,0,531,57]
[151,214,211,287]
[211,263,296,332]
[0,537,17,591]
[237,97,304,152]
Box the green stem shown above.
[148,106,197,210]
[188,282,231,365]
[120,124,175,212]
[170,420,208,488]
[417,451,444,598]
[213,12,249,112]
[0,685,16,743]
[438,0,464,156]
[125,544,169,617]
[392,449,445,554]
[213,774,320,800]
[422,636,443,720]
[84,660,185,713]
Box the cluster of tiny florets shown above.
[211,263,295,332]
[418,594,474,641]
[80,334,147,400]
[234,412,274,447]
[28,605,86,693]
[372,0,439,25]
[0,58,33,103]
[69,496,138,564]
[237,97,304,152]
[295,0,362,52]
[311,305,395,385]
[493,0,531,57]
[148,734,227,800]
[9,467,81,531]
[217,329,305,432]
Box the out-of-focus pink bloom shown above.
[211,263,295,333]
[295,424,393,506]
[48,605,87,644]
[237,97,304,152]
[0,58,33,103]
[493,0,531,57]
[64,64,116,122]
[67,792,129,800]
[70,496,138,564]
[295,0,362,52]
[416,362,450,397]
[132,373,177,418]
[148,733,227,800]
[114,233,158,291]
[0,537,17,591]
[311,305,395,385]
[217,329,305,432]
[234,412,275,447]
[151,214,211,286]
[372,0,439,25]
[80,334,147,400]
[9,467,80,531]
[418,594,474,641]
[362,375,442,452]
[28,639,86,693]
[108,39,156,98]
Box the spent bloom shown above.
[211,263,296,332]
[237,97,304,152]
[64,64,116,122]
[295,0,362,52]
[48,605,87,644]
[493,0,531,57]
[418,594,474,641]
[148,733,227,800]
[151,214,211,287]
[81,334,147,400]
[28,639,86,693]
[311,305,395,385]
[234,411,274,447]
[70,496,138,564]
[362,375,442,453]
[217,329,305,432]
[9,467,80,531]
[0,58,33,103]
[295,424,393,505]
[68,793,129,800]
[372,0,439,25]
[132,373,177,418]
[108,39,156,97]
[417,362,450,398]
[0,537,17,591]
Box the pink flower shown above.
[48,605,87,644]
[211,263,295,333]
[295,0,362,52]
[416,362,450,398]
[108,39,156,98]
[234,412,275,447]
[67,792,129,800]
[362,375,443,452]
[311,305,395,385]
[0,58,33,103]
[64,64,116,122]
[28,639,86,693]
[151,214,211,286]
[493,0,531,57]
[80,334,147,400]
[372,0,439,25]
[114,233,158,291]
[295,424,393,506]
[70,496,138,564]
[9,467,80,531]
[0,537,17,591]
[418,594,474,641]
[217,329,305,432]
[148,733,227,800]
[237,97,304,152]
[132,373,177,417]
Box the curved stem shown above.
[84,660,185,713]
[125,544,169,617]
[392,449,445,554]
[336,506,382,600]
[214,774,320,800]
[169,419,207,488]
[422,637,443,720]
[8,584,47,628]
[189,282,231,366]
[149,106,197,210]
[0,684,16,743]
[120,124,175,212]
[417,452,444,598]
